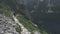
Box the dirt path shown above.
[13,15,31,34]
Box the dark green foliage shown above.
[0,0,4,3]
[19,4,25,9]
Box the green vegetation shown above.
[0,6,13,19]
[0,0,13,18]
[17,15,40,32]
[16,24,21,34]
[16,14,48,34]
[17,15,47,34]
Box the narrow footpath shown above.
[13,15,31,34]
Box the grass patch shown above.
[17,15,40,32]
[16,14,49,34]
[0,5,13,19]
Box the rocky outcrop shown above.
[0,14,19,34]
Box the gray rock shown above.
[0,14,19,34]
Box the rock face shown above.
[0,14,19,34]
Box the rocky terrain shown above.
[0,14,19,34]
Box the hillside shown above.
[1,0,60,34]
[0,0,48,34]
